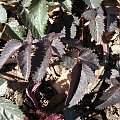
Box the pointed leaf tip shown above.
[68,64,94,107]
[0,5,7,23]
[0,40,22,68]
[78,48,99,70]
[17,42,32,81]
[26,30,32,43]
[17,31,32,80]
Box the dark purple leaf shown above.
[65,63,82,106]
[68,64,94,107]
[108,21,117,32]
[0,40,22,68]
[43,32,65,57]
[17,31,32,80]
[31,41,46,77]
[106,78,120,86]
[78,48,99,70]
[96,68,120,109]
[31,33,61,80]
[61,38,83,49]
[32,46,52,81]
[106,7,117,32]
[26,88,39,109]
[89,7,105,42]
[51,38,65,57]
[43,32,64,42]
[31,33,63,81]
[96,84,120,109]
[64,107,80,120]
[106,69,120,85]
[26,30,33,43]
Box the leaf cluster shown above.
[0,0,120,119]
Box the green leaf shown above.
[22,0,32,7]
[0,78,6,86]
[0,81,7,97]
[84,0,102,8]
[29,0,49,37]
[0,5,7,24]
[18,6,41,39]
[61,55,76,69]
[90,0,102,9]
[5,18,26,41]
[83,0,91,6]
[0,78,7,97]
[0,98,25,120]
[62,0,72,12]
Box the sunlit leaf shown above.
[89,7,105,42]
[62,0,72,12]
[5,18,25,41]
[22,0,32,7]
[0,98,25,120]
[90,0,102,9]
[18,6,41,39]
[66,63,82,106]
[0,5,7,24]
[69,64,94,107]
[0,78,7,97]
[29,0,49,37]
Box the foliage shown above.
[0,98,25,120]
[0,0,120,119]
[0,5,7,24]
[96,69,120,109]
